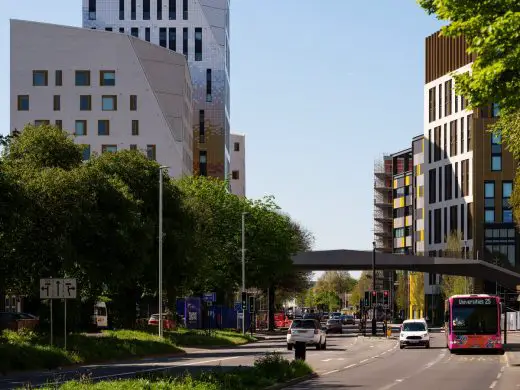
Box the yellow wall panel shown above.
[393,179,398,189]
[399,197,405,208]
[420,230,424,242]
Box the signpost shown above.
[39,278,77,349]
[203,292,216,303]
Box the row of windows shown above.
[428,159,470,204]
[428,114,473,163]
[428,78,468,123]
[484,181,513,223]
[428,203,473,245]
[82,143,156,161]
[31,118,140,137]
[32,70,115,87]
[394,227,412,238]
[88,0,189,22]
[17,94,138,112]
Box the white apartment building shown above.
[83,0,231,179]
[10,19,193,177]
[230,133,245,197]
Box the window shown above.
[55,70,62,86]
[199,110,206,143]
[428,129,432,163]
[102,145,117,153]
[199,150,207,176]
[467,203,473,239]
[34,120,50,126]
[428,87,436,122]
[169,28,176,50]
[429,168,436,204]
[485,181,495,199]
[450,205,457,234]
[503,181,513,200]
[438,83,442,119]
[131,27,139,37]
[485,181,495,223]
[157,0,162,19]
[88,0,96,20]
[80,95,92,111]
[503,209,513,223]
[195,28,202,61]
[169,0,176,19]
[444,164,452,200]
[485,209,495,223]
[454,95,458,113]
[82,145,91,160]
[460,117,465,154]
[461,159,469,196]
[450,120,457,156]
[434,208,441,244]
[444,207,448,241]
[119,27,125,33]
[132,120,139,136]
[146,145,156,160]
[428,210,432,245]
[143,0,150,19]
[234,142,240,152]
[434,126,441,161]
[503,181,513,223]
[119,0,125,19]
[102,96,117,111]
[443,123,447,159]
[183,0,188,19]
[75,120,87,136]
[454,162,459,198]
[98,120,110,135]
[438,166,443,202]
[53,95,60,111]
[130,95,137,111]
[131,0,136,19]
[444,79,452,116]
[105,27,113,31]
[145,27,151,42]
[33,70,48,86]
[55,120,62,129]
[232,170,239,180]
[130,144,137,151]
[467,114,473,151]
[75,70,90,86]
[183,28,188,57]
[461,204,465,239]
[100,71,116,86]
[491,156,502,171]
[17,95,29,111]
[159,28,167,47]
[206,69,212,101]
[492,103,500,117]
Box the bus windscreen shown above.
[451,298,498,335]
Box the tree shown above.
[394,271,408,312]
[315,290,341,312]
[314,271,357,299]
[350,271,371,308]
[441,231,472,298]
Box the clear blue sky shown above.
[0,1,443,278]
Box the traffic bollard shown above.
[295,341,306,361]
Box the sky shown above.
[0,0,444,279]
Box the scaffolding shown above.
[373,155,393,253]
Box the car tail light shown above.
[314,329,319,334]
[287,329,291,334]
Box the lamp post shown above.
[372,241,377,336]
[242,212,248,334]
[158,165,169,338]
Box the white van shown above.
[91,301,108,330]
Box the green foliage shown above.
[441,231,472,297]
[164,329,255,347]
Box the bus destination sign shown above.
[454,297,495,306]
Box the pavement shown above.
[2,324,520,389]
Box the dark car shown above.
[342,315,355,325]
[325,319,343,334]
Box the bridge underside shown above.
[292,250,520,290]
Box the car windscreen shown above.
[291,320,316,329]
[452,305,498,334]
[327,320,340,324]
[402,322,426,332]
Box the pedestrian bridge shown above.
[292,249,520,290]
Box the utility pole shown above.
[372,242,377,336]
[464,240,468,294]
[242,211,247,334]
[158,165,168,338]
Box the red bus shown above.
[444,294,503,353]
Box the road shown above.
[0,325,518,389]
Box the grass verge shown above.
[38,352,313,389]
[0,329,183,374]
[165,329,256,347]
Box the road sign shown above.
[63,279,77,299]
[40,279,53,299]
[234,302,242,312]
[203,292,216,303]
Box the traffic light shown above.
[372,290,377,305]
[248,296,255,313]
[241,292,247,312]
[383,290,389,306]
[364,291,370,306]
[377,291,384,305]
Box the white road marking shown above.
[360,359,369,363]
[490,380,497,389]
[322,369,339,375]
[321,359,332,362]
[497,373,502,379]
[374,355,380,358]
[337,358,345,361]
[501,366,505,372]
[396,379,404,382]
[344,364,357,369]
[381,351,387,355]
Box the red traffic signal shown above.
[383,290,389,297]
[372,291,377,296]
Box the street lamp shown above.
[241,211,248,334]
[372,241,377,336]
[158,165,169,338]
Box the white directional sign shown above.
[39,278,77,299]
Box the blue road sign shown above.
[234,302,242,311]
[203,292,216,303]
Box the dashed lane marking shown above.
[344,364,357,369]
[490,380,497,389]
[322,369,339,376]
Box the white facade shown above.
[230,133,245,197]
[10,19,193,177]
[83,0,231,178]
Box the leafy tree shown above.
[442,231,472,297]
[315,290,341,312]
[394,271,408,312]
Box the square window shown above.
[102,96,117,111]
[503,209,513,223]
[75,120,87,136]
[491,155,502,171]
[55,120,62,129]
[130,144,137,151]
[146,145,156,160]
[485,181,495,198]
[234,142,240,152]
[492,133,501,144]
[55,70,63,86]
[17,95,29,111]
[98,120,110,135]
[33,70,48,86]
[53,95,61,111]
[102,145,117,153]
[82,145,91,160]
[34,120,50,126]
[232,170,239,180]
[100,71,116,86]
[80,95,92,111]
[132,120,139,136]
[485,209,495,223]
[130,95,137,111]
[75,70,91,86]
